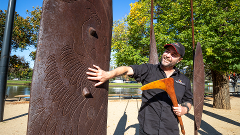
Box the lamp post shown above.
[0,0,17,122]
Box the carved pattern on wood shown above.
[28,51,108,134]
[27,0,112,134]
[59,0,78,3]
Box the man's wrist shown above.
[181,103,189,113]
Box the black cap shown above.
[164,42,185,57]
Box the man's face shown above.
[161,46,182,68]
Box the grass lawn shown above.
[109,83,142,87]
[7,80,141,87]
[7,80,32,85]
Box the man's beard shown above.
[161,56,178,68]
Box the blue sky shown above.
[0,0,137,68]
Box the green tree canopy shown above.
[112,19,149,66]
[112,0,240,109]
[112,0,240,72]
[26,6,42,60]
[8,55,32,79]
[0,10,36,53]
[0,6,42,60]
[1,7,41,80]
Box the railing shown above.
[109,92,240,99]
[108,94,141,99]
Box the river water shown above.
[5,84,240,98]
[6,85,31,98]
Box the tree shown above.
[0,9,37,55]
[0,6,41,60]
[113,0,240,109]
[8,55,32,79]
[182,0,240,109]
[1,7,41,81]
[112,19,149,66]
[26,6,42,60]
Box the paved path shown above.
[108,96,240,135]
[0,96,240,135]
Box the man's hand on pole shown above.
[86,65,134,87]
[86,65,110,87]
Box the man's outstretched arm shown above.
[86,65,134,86]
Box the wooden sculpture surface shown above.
[193,42,205,134]
[27,0,112,134]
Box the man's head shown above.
[161,42,185,69]
[164,42,185,58]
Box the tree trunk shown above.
[211,70,231,109]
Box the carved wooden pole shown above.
[149,0,159,64]
[27,0,112,134]
[193,42,205,135]
[191,0,205,134]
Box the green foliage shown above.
[1,7,41,79]
[154,0,240,73]
[127,1,153,62]
[26,6,41,48]
[26,6,42,60]
[0,7,41,60]
[0,9,38,54]
[112,0,240,74]
[8,55,33,79]
[230,64,240,72]
[29,50,36,60]
[112,19,149,66]
[112,2,153,66]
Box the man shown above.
[86,42,193,135]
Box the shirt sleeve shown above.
[128,64,150,83]
[181,78,193,105]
